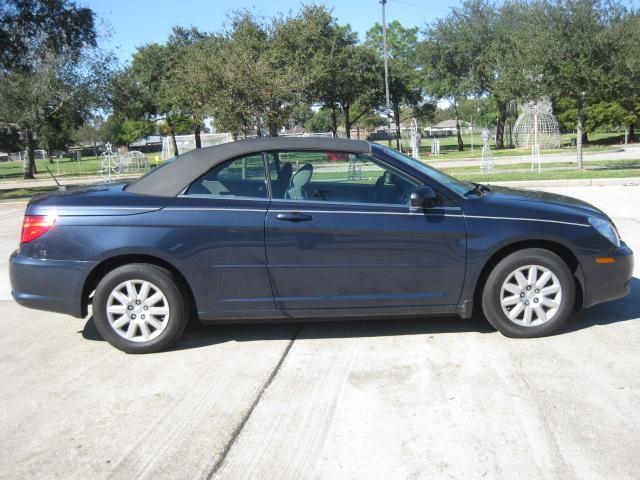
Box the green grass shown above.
[0,152,162,181]
[0,185,57,201]
[376,131,626,161]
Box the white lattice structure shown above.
[100,143,120,183]
[119,151,150,174]
[513,100,561,150]
[410,118,421,160]
[347,154,362,181]
[162,133,233,160]
[480,129,495,173]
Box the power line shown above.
[387,0,452,14]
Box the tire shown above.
[481,248,575,338]
[92,263,189,353]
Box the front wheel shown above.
[482,248,575,338]
[92,264,189,353]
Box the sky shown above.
[86,0,461,64]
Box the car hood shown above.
[484,185,607,218]
[26,182,171,216]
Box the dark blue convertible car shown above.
[10,138,633,353]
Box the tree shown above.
[0,0,95,72]
[305,109,333,133]
[366,21,423,149]
[418,20,474,150]
[279,5,358,137]
[101,114,154,147]
[333,45,383,138]
[420,0,535,150]
[608,11,640,142]
[534,0,628,167]
[0,0,101,179]
[111,42,181,155]
[73,114,105,158]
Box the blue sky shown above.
[87,0,459,64]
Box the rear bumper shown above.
[580,242,634,308]
[9,250,94,318]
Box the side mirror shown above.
[410,185,438,209]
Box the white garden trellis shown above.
[100,144,150,183]
[513,100,561,173]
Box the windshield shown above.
[378,146,474,196]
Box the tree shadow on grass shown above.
[81,277,640,351]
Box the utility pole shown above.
[381,0,392,147]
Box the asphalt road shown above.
[1,186,639,480]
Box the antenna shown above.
[45,165,66,192]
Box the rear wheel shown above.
[92,264,188,353]
[482,248,575,337]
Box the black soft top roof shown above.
[126,136,372,197]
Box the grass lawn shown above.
[0,185,58,202]
[0,152,162,181]
[376,131,627,161]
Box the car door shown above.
[264,150,467,310]
[162,153,274,318]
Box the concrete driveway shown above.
[0,186,638,480]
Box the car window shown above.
[377,145,474,196]
[266,151,419,205]
[184,154,267,199]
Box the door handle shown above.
[275,212,313,222]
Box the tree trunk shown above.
[93,141,98,159]
[630,123,636,143]
[194,124,202,148]
[166,117,179,157]
[394,106,401,151]
[356,125,360,140]
[330,107,338,138]
[344,107,351,139]
[454,109,464,151]
[24,128,36,180]
[495,99,507,149]
[268,123,279,137]
[576,95,585,169]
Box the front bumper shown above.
[9,250,95,318]
[579,241,634,308]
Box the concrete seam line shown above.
[205,323,303,480]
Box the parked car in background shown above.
[10,137,633,353]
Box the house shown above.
[424,119,471,136]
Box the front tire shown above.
[93,264,188,353]
[482,248,575,338]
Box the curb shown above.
[486,177,640,188]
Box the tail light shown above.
[21,215,56,243]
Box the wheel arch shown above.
[81,254,197,318]
[472,239,584,312]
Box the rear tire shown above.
[481,248,575,338]
[92,264,188,353]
